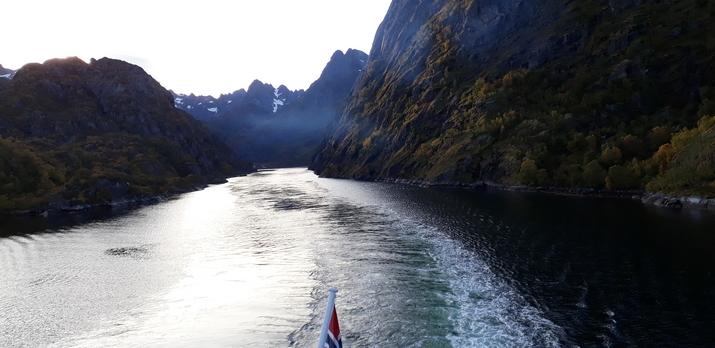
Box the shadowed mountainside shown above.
[178,49,368,167]
[0,57,250,213]
[311,0,715,198]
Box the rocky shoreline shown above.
[7,193,175,218]
[640,193,715,211]
[363,177,715,212]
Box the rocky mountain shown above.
[312,0,715,197]
[245,49,369,166]
[0,57,251,213]
[180,49,368,167]
[173,81,304,121]
[172,92,224,121]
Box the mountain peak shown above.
[44,56,86,66]
[90,57,145,72]
[330,50,345,60]
[345,48,368,59]
[248,79,271,91]
[310,48,368,94]
[329,49,368,64]
[13,57,86,81]
[276,84,291,96]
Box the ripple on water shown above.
[104,246,152,259]
[398,218,564,347]
[282,183,564,347]
[1,168,568,347]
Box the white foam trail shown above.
[378,208,564,347]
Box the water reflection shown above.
[1,169,713,346]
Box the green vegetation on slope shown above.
[647,116,715,196]
[0,135,233,211]
[0,57,247,213]
[312,0,715,197]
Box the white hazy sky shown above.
[2,0,392,96]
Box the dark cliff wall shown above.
[312,0,715,196]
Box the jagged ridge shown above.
[179,49,368,167]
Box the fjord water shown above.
[1,169,714,347]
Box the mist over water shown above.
[1,168,714,346]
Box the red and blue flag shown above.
[324,305,342,348]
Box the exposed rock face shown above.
[300,49,368,110]
[256,49,368,166]
[311,0,715,196]
[0,57,251,213]
[179,49,368,167]
[642,194,715,211]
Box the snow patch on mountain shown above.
[272,98,284,113]
[272,87,286,113]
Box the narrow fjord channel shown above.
[1,168,714,346]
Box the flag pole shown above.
[316,287,338,348]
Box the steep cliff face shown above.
[299,49,368,110]
[258,49,368,166]
[180,49,368,167]
[0,57,250,212]
[312,0,715,196]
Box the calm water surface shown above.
[1,168,714,347]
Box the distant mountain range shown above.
[172,82,304,121]
[177,49,368,167]
[0,57,249,213]
[312,0,715,198]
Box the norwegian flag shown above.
[324,305,342,348]
[317,288,343,348]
